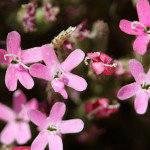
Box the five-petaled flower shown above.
[0,31,42,91]
[119,0,150,55]
[28,102,84,150]
[29,45,87,99]
[0,90,38,144]
[117,59,150,114]
[85,51,116,75]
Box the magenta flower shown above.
[29,45,87,99]
[85,51,116,75]
[0,31,42,91]
[85,98,119,119]
[28,102,84,150]
[0,90,38,144]
[119,0,150,55]
[117,59,150,114]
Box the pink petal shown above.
[100,52,112,64]
[13,90,27,114]
[91,62,104,75]
[51,79,68,99]
[49,102,66,125]
[119,20,145,35]
[0,103,16,122]
[22,98,39,121]
[42,45,60,70]
[48,134,63,150]
[29,63,52,80]
[31,131,48,150]
[61,49,85,72]
[133,35,150,55]
[28,109,48,129]
[60,119,84,134]
[7,31,21,56]
[0,49,10,65]
[21,47,43,64]
[134,90,149,114]
[5,64,18,91]
[87,52,100,61]
[0,122,16,144]
[117,82,140,100]
[16,122,31,144]
[64,73,87,91]
[137,0,150,26]
[129,59,145,81]
[103,66,116,75]
[17,66,34,89]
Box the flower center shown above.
[47,124,59,132]
[51,60,63,79]
[4,54,29,69]
[141,82,150,90]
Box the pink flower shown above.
[0,31,42,91]
[22,2,37,32]
[43,3,59,22]
[119,0,150,55]
[85,98,119,119]
[85,51,116,75]
[13,146,30,150]
[73,20,90,40]
[29,45,87,99]
[0,90,38,144]
[117,59,150,114]
[28,102,84,150]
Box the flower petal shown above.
[7,31,21,56]
[64,73,87,91]
[29,63,52,80]
[133,35,150,55]
[61,49,85,72]
[129,59,145,81]
[16,122,31,144]
[0,103,16,122]
[49,102,66,125]
[0,49,10,65]
[137,0,150,26]
[119,20,145,35]
[91,62,104,75]
[13,90,27,114]
[28,109,48,129]
[117,82,140,100]
[22,98,39,121]
[5,64,18,91]
[134,90,149,114]
[48,134,63,150]
[0,122,16,144]
[31,131,48,150]
[60,119,84,134]
[51,79,68,99]
[21,47,42,64]
[17,66,34,89]
[42,45,60,70]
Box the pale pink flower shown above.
[85,51,116,75]
[119,0,150,55]
[28,102,84,150]
[85,98,119,119]
[0,90,38,145]
[0,31,42,91]
[73,20,90,40]
[29,45,87,99]
[117,59,150,114]
[43,3,59,22]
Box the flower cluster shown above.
[22,2,37,32]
